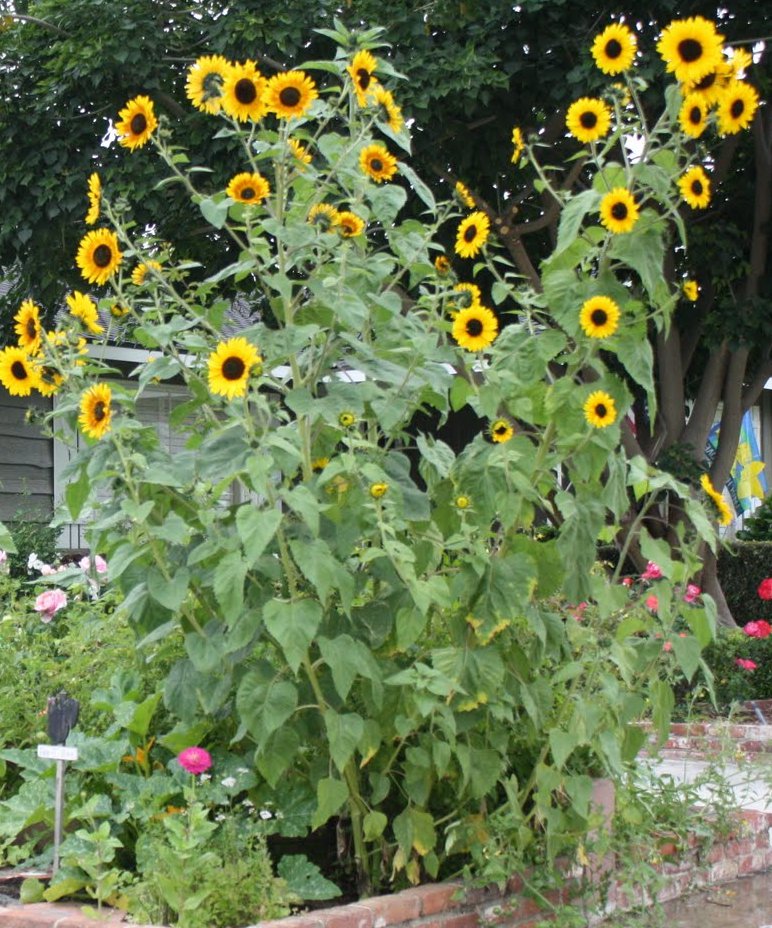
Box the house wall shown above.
[0,393,53,523]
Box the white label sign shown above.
[37,744,79,761]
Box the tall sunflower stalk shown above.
[10,16,759,894]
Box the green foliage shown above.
[736,497,772,541]
[718,542,772,622]
[5,517,58,579]
[701,630,772,709]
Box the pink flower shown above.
[663,641,673,652]
[621,577,633,587]
[642,561,662,581]
[683,584,701,603]
[735,658,757,672]
[34,589,68,623]
[79,554,108,574]
[645,594,659,611]
[0,550,7,564]
[757,578,772,601]
[177,746,212,775]
[743,620,772,639]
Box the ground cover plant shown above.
[0,12,762,924]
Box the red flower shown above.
[757,578,772,600]
[177,746,212,775]
[645,594,659,611]
[642,561,662,581]
[683,583,701,603]
[743,620,772,639]
[735,658,757,672]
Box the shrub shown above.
[718,541,772,623]
[702,630,772,710]
[736,495,772,541]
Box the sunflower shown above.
[85,172,101,225]
[683,280,699,302]
[288,137,312,165]
[207,337,262,399]
[338,411,356,427]
[490,419,514,443]
[34,363,64,397]
[308,203,340,231]
[511,126,525,165]
[79,383,112,440]
[451,304,498,351]
[130,260,163,286]
[266,70,318,119]
[700,473,732,526]
[455,181,475,209]
[591,22,637,74]
[66,291,104,334]
[110,303,131,319]
[455,495,471,509]
[455,211,490,259]
[370,85,403,133]
[369,482,389,499]
[599,188,639,234]
[729,48,752,79]
[583,390,617,428]
[186,54,231,114]
[716,80,759,134]
[359,143,398,183]
[0,346,40,397]
[14,299,43,354]
[565,97,613,144]
[75,228,123,286]
[678,93,708,138]
[451,282,482,309]
[311,456,330,471]
[337,211,365,238]
[656,17,724,86]
[684,60,731,105]
[678,165,711,209]
[221,60,268,122]
[226,172,271,204]
[579,295,620,338]
[348,50,379,106]
[115,96,157,151]
[434,255,451,275]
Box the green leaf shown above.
[263,598,323,672]
[363,810,388,841]
[397,161,436,211]
[198,196,230,229]
[236,507,282,562]
[147,567,189,611]
[277,855,341,901]
[549,729,579,769]
[324,710,364,772]
[213,551,247,622]
[65,466,90,521]
[311,777,349,829]
[289,538,353,609]
[555,189,601,255]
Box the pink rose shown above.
[757,578,772,601]
[79,554,108,574]
[735,658,757,671]
[177,746,212,775]
[645,594,659,611]
[642,561,662,581]
[743,620,771,639]
[621,577,633,587]
[34,589,68,623]
[683,584,701,603]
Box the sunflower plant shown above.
[9,16,752,894]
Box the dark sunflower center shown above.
[235,78,257,105]
[130,113,147,136]
[10,360,27,380]
[730,98,745,118]
[370,157,383,172]
[466,318,484,336]
[595,403,607,417]
[279,86,302,108]
[356,68,371,90]
[677,38,703,63]
[695,72,716,90]
[26,318,37,338]
[580,110,598,129]
[611,201,629,220]
[463,224,478,242]
[495,425,507,435]
[691,179,703,195]
[689,105,702,124]
[240,186,256,200]
[605,38,622,58]
[93,401,106,422]
[590,309,608,326]
[222,356,246,381]
[93,244,113,268]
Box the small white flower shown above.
[215,812,226,822]
[242,798,254,809]
[236,767,249,774]
[259,809,273,820]
[28,553,44,571]
[199,773,211,782]
[221,776,236,788]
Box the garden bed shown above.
[1,809,770,928]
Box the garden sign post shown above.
[37,693,79,872]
